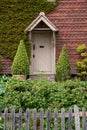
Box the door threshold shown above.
[30,74,55,81]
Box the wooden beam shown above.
[53,31,56,45]
[33,28,51,31]
[29,31,32,43]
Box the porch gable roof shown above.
[25,12,58,32]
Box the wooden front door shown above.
[30,31,53,74]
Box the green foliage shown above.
[1,77,87,113]
[0,0,57,60]
[76,44,86,53]
[56,44,71,81]
[0,75,87,129]
[0,75,10,95]
[0,118,3,130]
[76,44,87,80]
[0,75,11,112]
[81,52,87,57]
[12,40,29,75]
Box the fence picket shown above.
[1,106,87,129]
[40,108,44,130]
[4,108,8,130]
[26,108,30,130]
[82,107,87,130]
[54,108,58,130]
[74,105,80,130]
[33,109,37,130]
[19,108,22,130]
[11,108,15,130]
[47,108,51,130]
[61,108,65,130]
[68,108,72,130]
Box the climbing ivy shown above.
[0,0,58,60]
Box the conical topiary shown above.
[56,44,71,81]
[12,40,29,75]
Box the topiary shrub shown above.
[76,44,87,80]
[56,44,71,81]
[12,40,29,75]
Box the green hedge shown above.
[0,0,57,60]
[12,40,29,75]
[56,44,71,81]
[1,77,87,112]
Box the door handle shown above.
[33,44,35,50]
[33,54,35,58]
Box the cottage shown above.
[1,0,87,80]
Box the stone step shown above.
[30,74,55,81]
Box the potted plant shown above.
[12,40,29,80]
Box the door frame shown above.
[29,30,56,75]
[25,12,58,76]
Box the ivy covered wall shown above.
[0,0,58,60]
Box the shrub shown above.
[56,44,71,81]
[12,40,29,75]
[76,44,87,80]
[77,44,86,53]
[3,78,50,111]
[2,77,87,112]
[0,75,11,112]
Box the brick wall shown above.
[0,57,12,74]
[47,0,87,74]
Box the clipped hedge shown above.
[12,40,29,75]
[0,0,58,60]
[56,44,71,81]
[1,77,87,112]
